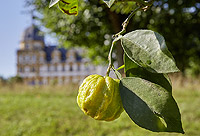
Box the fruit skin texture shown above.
[77,74,124,121]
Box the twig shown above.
[106,36,122,76]
[113,6,142,38]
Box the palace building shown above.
[17,25,96,85]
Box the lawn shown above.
[0,84,199,136]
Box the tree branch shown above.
[113,6,141,38]
[106,36,122,76]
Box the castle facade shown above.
[17,25,96,85]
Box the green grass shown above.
[0,84,199,136]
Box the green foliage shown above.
[8,75,23,84]
[111,29,184,133]
[0,76,7,85]
[185,56,200,78]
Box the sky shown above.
[0,1,31,78]
[0,1,56,78]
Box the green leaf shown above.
[103,0,115,8]
[121,30,180,73]
[49,0,60,8]
[124,53,139,72]
[124,53,172,92]
[58,0,78,16]
[119,77,184,133]
[112,68,122,80]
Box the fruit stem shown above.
[106,36,121,76]
[106,40,115,76]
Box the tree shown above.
[26,0,200,76]
[0,76,7,85]
[8,75,23,84]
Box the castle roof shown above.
[21,25,44,42]
[44,46,82,62]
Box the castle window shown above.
[55,65,57,71]
[19,67,23,72]
[50,65,54,71]
[52,50,60,63]
[80,63,84,71]
[69,65,73,71]
[31,67,35,72]
[65,64,69,71]
[69,55,74,62]
[39,51,45,63]
[39,81,43,85]
[77,64,80,71]
[34,42,42,49]
[62,65,65,71]
[85,66,89,71]
[53,55,60,62]
[39,65,47,72]
[48,65,50,72]
[57,64,62,71]
[30,80,35,85]
[32,55,37,63]
[73,64,78,71]
[40,56,44,62]
[18,55,23,63]
[25,55,29,62]
[25,44,29,49]
[25,66,30,72]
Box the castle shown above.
[17,25,96,85]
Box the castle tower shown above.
[17,25,45,85]
[19,25,45,50]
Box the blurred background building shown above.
[17,25,97,85]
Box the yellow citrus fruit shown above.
[77,74,124,121]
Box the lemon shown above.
[77,74,124,121]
